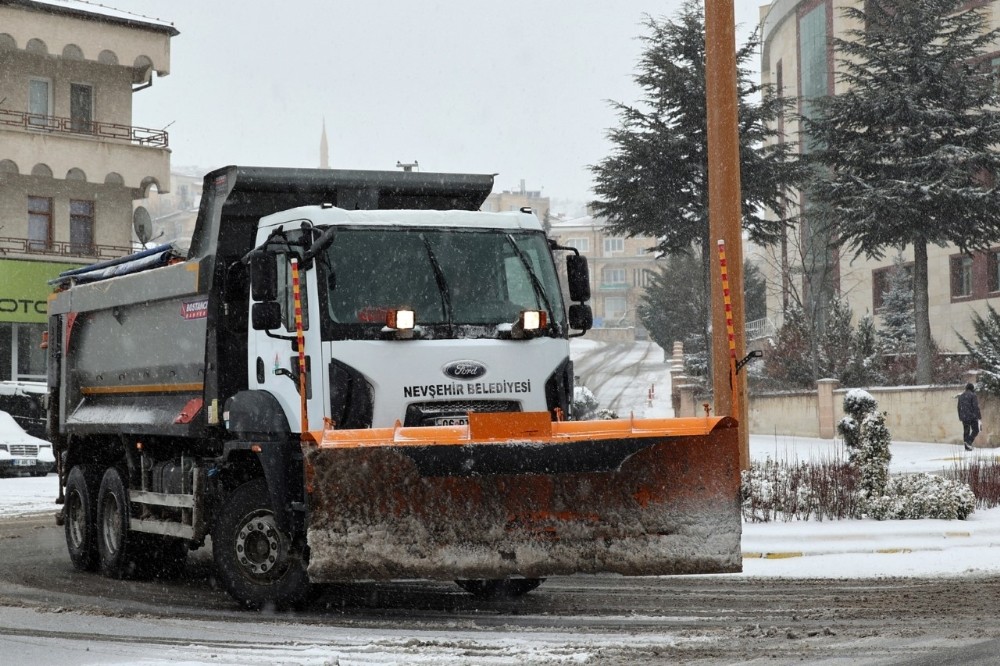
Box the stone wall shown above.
[747,375,1000,445]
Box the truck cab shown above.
[245,206,589,434]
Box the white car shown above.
[0,410,54,477]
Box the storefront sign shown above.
[0,259,86,324]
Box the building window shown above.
[989,250,1000,293]
[27,196,52,251]
[872,263,913,311]
[565,238,589,252]
[602,267,626,285]
[951,255,974,298]
[70,200,95,255]
[15,323,47,381]
[70,83,94,134]
[28,78,51,128]
[633,268,654,287]
[603,237,624,255]
[604,296,627,321]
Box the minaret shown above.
[319,118,330,169]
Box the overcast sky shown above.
[110,1,763,212]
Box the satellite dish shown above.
[133,206,153,245]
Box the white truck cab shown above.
[248,205,579,433]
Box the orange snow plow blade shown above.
[304,412,741,582]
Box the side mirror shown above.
[568,304,593,331]
[566,255,591,303]
[251,301,282,330]
[250,253,278,302]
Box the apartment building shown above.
[481,180,551,227]
[758,0,1000,352]
[548,213,657,331]
[0,0,176,380]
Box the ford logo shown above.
[443,360,487,380]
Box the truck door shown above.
[250,248,327,434]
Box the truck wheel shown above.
[455,578,544,599]
[97,467,134,578]
[212,478,310,610]
[64,465,99,571]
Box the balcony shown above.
[0,109,168,147]
[0,109,169,191]
[0,236,132,261]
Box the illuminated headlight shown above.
[387,308,415,330]
[520,310,547,331]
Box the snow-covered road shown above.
[5,338,1000,664]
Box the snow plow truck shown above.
[46,166,741,609]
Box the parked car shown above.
[0,410,54,477]
[0,380,47,439]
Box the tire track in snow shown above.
[572,340,665,415]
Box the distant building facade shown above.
[548,213,657,331]
[758,0,1000,352]
[482,180,551,227]
[0,0,175,380]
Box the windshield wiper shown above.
[420,234,454,335]
[504,234,557,335]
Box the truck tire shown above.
[212,478,310,610]
[455,578,544,599]
[64,465,99,571]
[96,467,135,579]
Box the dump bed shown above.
[47,166,495,439]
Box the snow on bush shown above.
[838,389,891,499]
[572,386,599,420]
[741,456,859,523]
[744,390,976,522]
[862,474,975,521]
[838,389,974,521]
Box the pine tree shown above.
[842,314,886,388]
[764,306,816,388]
[637,251,708,357]
[803,0,1000,385]
[958,304,1000,396]
[590,1,802,313]
[879,258,916,355]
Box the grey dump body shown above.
[47,166,494,442]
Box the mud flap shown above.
[304,413,742,582]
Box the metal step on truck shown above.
[47,165,741,609]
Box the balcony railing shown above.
[746,317,777,341]
[0,108,168,148]
[0,236,133,261]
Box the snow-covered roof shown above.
[11,0,178,35]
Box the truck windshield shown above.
[319,227,567,338]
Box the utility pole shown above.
[705,0,749,469]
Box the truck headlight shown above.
[386,308,415,330]
[520,310,546,331]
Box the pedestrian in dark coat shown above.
[958,383,982,451]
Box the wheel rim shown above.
[234,509,285,579]
[101,493,122,557]
[66,487,86,549]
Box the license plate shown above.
[14,459,33,466]
[435,416,468,426]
